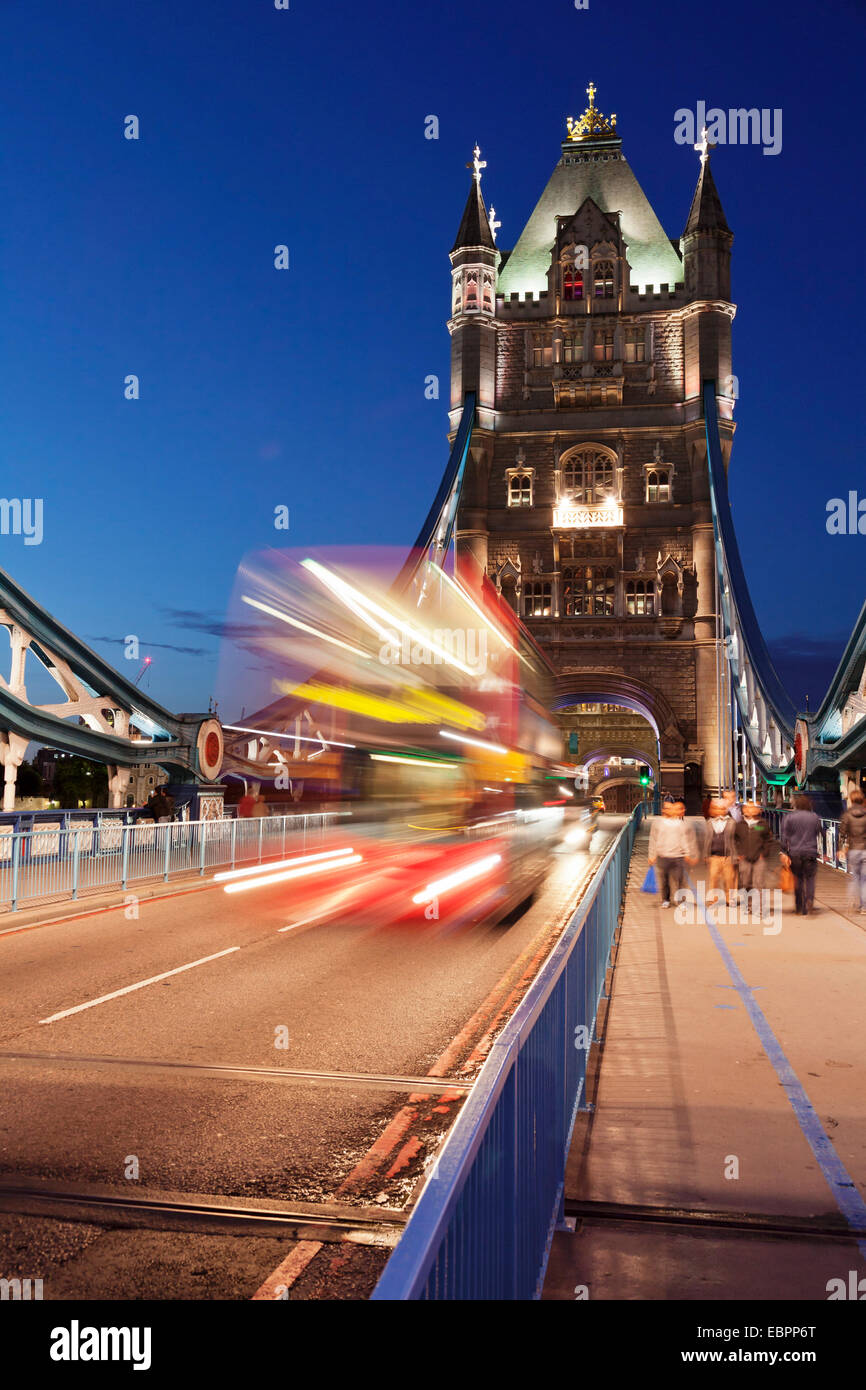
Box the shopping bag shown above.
[779,865,794,894]
[641,864,657,894]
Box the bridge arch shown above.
[553,670,683,758]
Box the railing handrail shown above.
[372,805,641,1300]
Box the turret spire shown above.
[451,147,497,253]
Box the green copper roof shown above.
[497,141,684,297]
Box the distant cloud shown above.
[86,634,212,658]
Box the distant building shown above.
[127,763,169,805]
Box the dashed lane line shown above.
[39,947,241,1024]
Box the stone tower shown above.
[450,87,737,802]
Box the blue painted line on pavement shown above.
[687,873,866,1256]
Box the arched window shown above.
[593,261,615,298]
[507,471,533,507]
[562,565,615,616]
[563,268,584,300]
[522,582,551,618]
[561,447,615,504]
[464,271,478,311]
[626,580,655,616]
[646,470,671,503]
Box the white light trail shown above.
[241,594,372,662]
[222,854,362,895]
[301,558,477,676]
[412,853,502,905]
[222,723,356,750]
[214,847,356,883]
[439,729,509,755]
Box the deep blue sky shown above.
[2,0,864,718]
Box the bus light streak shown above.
[412,853,502,905]
[214,847,356,884]
[221,854,362,894]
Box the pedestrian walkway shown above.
[543,825,866,1300]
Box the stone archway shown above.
[553,669,687,797]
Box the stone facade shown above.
[450,93,736,798]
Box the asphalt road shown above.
[0,814,625,1299]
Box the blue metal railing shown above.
[0,812,337,912]
[371,805,643,1301]
[767,809,847,872]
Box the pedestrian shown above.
[701,798,739,908]
[840,787,866,914]
[780,792,822,917]
[237,789,255,818]
[251,793,268,819]
[150,789,172,824]
[648,800,698,908]
[734,801,771,912]
[723,789,743,823]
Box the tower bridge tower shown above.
[450,87,736,803]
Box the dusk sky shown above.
[3,0,864,719]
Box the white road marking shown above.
[39,947,241,1024]
[278,913,329,933]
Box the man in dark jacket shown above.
[734,802,772,899]
[840,788,866,913]
[780,793,822,916]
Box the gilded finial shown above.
[566,82,617,141]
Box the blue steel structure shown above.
[372,805,642,1300]
[704,380,866,790]
[0,567,223,786]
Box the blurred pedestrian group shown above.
[647,788,832,919]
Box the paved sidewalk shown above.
[543,827,866,1300]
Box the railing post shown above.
[281,815,286,857]
[231,817,237,870]
[121,824,130,891]
[199,818,207,876]
[71,828,80,901]
[258,817,264,864]
[11,834,21,913]
[163,823,171,882]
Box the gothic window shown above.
[531,335,553,368]
[465,271,478,311]
[593,328,615,362]
[507,471,534,507]
[522,582,551,618]
[646,470,671,503]
[626,580,656,615]
[562,565,615,616]
[482,272,494,313]
[563,268,584,300]
[563,334,583,364]
[624,327,646,362]
[593,261,615,298]
[561,447,615,503]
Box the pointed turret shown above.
[683,146,731,237]
[681,134,733,301]
[451,172,496,252]
[449,146,499,417]
[680,132,735,409]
